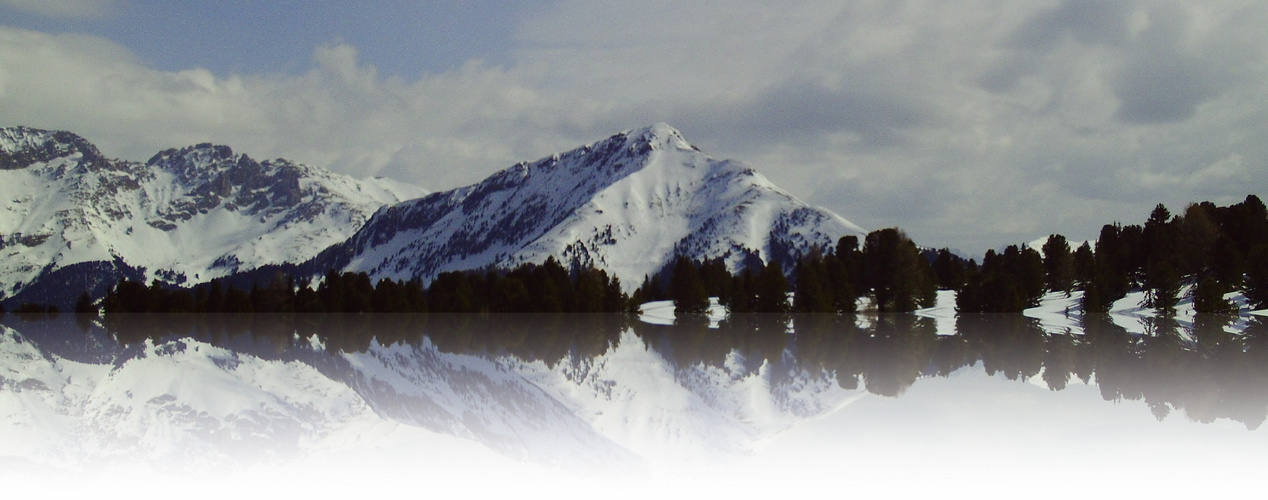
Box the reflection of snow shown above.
[0,318,859,482]
[637,298,728,327]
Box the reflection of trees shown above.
[1080,314,1268,429]
[632,314,940,397]
[98,313,627,368]
[957,315,1046,382]
[859,315,937,397]
[52,311,1268,430]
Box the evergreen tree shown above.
[1041,234,1074,294]
[1223,195,1268,257]
[600,271,627,313]
[836,235,861,273]
[319,270,345,313]
[794,251,834,313]
[1013,245,1047,305]
[1142,203,1181,312]
[575,268,609,313]
[698,258,733,304]
[404,278,428,312]
[823,251,857,313]
[294,278,323,313]
[1210,237,1244,288]
[753,260,789,313]
[207,279,225,313]
[1245,245,1268,311]
[932,248,967,291]
[1177,202,1219,277]
[862,228,935,312]
[726,269,755,313]
[372,278,409,312]
[430,272,477,312]
[223,285,252,313]
[1081,264,1117,314]
[531,257,573,312]
[1192,276,1235,314]
[1143,258,1180,313]
[344,272,375,313]
[669,256,709,315]
[75,292,97,315]
[489,274,532,312]
[166,287,195,313]
[628,275,657,313]
[1073,242,1096,287]
[1093,224,1131,303]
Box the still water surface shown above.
[2,313,1266,496]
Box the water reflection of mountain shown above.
[2,312,1267,476]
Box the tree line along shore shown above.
[7,195,1264,317]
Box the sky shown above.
[1,0,1265,254]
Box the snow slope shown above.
[0,126,423,305]
[316,124,864,291]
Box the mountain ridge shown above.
[312,123,864,292]
[1,123,863,306]
[0,126,423,308]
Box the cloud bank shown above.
[1,0,1265,252]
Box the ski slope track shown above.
[0,126,423,308]
[318,123,864,291]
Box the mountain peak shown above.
[623,123,697,153]
[0,126,105,170]
[321,123,861,292]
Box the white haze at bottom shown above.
[5,363,1263,499]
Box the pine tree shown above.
[862,228,935,312]
[207,279,225,313]
[754,260,789,313]
[932,248,967,291]
[1081,265,1116,314]
[698,258,733,305]
[1073,242,1096,287]
[823,252,857,313]
[1093,224,1131,303]
[574,268,608,313]
[794,252,833,313]
[75,292,97,314]
[1041,234,1074,295]
[1192,276,1235,314]
[670,256,709,315]
[1143,258,1180,313]
[1245,245,1268,311]
[726,269,755,313]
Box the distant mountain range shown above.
[0,124,863,308]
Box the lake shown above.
[2,312,1266,497]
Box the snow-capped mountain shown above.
[316,123,863,291]
[0,126,423,307]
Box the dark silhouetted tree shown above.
[754,260,790,313]
[75,292,97,314]
[862,228,935,313]
[1192,276,1235,314]
[670,256,709,315]
[932,248,967,291]
[1041,234,1073,295]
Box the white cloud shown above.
[2,0,1267,253]
[0,28,601,191]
